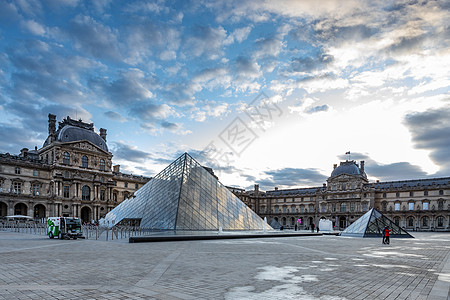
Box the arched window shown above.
[422,216,429,227]
[437,216,444,227]
[393,216,400,226]
[99,159,105,171]
[82,185,90,201]
[63,152,70,165]
[82,156,88,168]
[407,216,414,227]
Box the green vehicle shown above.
[47,217,84,239]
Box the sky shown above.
[0,0,449,191]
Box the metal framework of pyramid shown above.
[103,153,273,231]
[340,208,414,238]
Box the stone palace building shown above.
[232,160,450,232]
[0,114,150,223]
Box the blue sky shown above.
[0,0,449,190]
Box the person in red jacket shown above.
[383,226,391,244]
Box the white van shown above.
[47,217,84,239]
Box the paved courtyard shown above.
[0,231,449,300]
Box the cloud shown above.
[129,102,174,123]
[104,111,126,122]
[254,35,284,59]
[184,25,228,60]
[305,104,329,114]
[88,69,157,106]
[21,19,46,36]
[68,15,121,60]
[235,56,261,79]
[257,167,328,189]
[110,142,152,163]
[404,106,450,175]
[337,152,428,182]
[0,122,42,154]
[290,51,334,73]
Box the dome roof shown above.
[57,125,108,152]
[331,161,360,177]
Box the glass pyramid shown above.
[340,208,414,238]
[104,153,273,231]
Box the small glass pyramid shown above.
[341,208,414,238]
[104,153,273,231]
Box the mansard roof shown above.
[368,177,450,190]
[266,187,324,196]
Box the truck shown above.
[47,217,84,239]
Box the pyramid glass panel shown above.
[341,208,413,238]
[104,153,272,231]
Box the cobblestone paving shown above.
[0,231,448,299]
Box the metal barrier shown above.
[0,221,155,241]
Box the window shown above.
[422,216,428,227]
[100,190,105,201]
[439,190,444,195]
[438,200,444,210]
[410,191,414,197]
[113,192,117,202]
[395,203,400,211]
[383,193,386,198]
[350,202,355,212]
[309,204,314,212]
[15,167,20,174]
[124,182,128,188]
[423,202,429,210]
[321,204,326,213]
[64,171,70,178]
[283,206,287,213]
[63,186,70,198]
[382,202,387,211]
[394,217,400,226]
[424,190,428,196]
[408,202,414,210]
[332,204,336,212]
[82,185,90,201]
[396,192,400,197]
[135,183,138,189]
[340,203,346,212]
[99,159,105,171]
[33,170,39,177]
[32,184,40,196]
[82,155,88,168]
[407,217,414,227]
[437,216,444,227]
[14,182,21,194]
[261,206,265,213]
[275,206,279,213]
[300,206,304,213]
[362,203,367,211]
[63,152,70,165]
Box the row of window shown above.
[14,167,40,177]
[393,216,446,227]
[382,190,444,197]
[386,201,445,211]
[62,152,107,170]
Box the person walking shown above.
[382,226,391,244]
[311,223,315,233]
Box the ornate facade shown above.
[233,160,450,232]
[0,114,150,223]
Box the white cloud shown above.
[21,19,46,36]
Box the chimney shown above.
[100,128,107,142]
[48,113,56,143]
[333,164,337,169]
[254,184,259,192]
[20,148,28,157]
[113,165,120,173]
[360,161,365,173]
